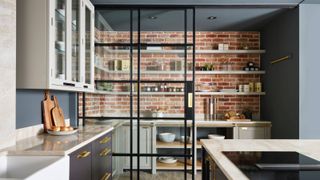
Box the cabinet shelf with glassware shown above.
[17,0,95,92]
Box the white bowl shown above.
[159,133,175,143]
[158,157,177,164]
[208,134,225,140]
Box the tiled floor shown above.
[114,171,202,180]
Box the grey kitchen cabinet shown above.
[70,131,112,180]
[70,143,92,180]
[123,125,154,169]
[17,0,94,92]
[233,126,271,139]
[92,133,112,180]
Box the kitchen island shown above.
[201,139,320,180]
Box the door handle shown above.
[77,151,91,159]
[99,136,111,144]
[188,93,193,108]
[101,172,111,180]
[99,148,111,157]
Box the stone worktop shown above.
[0,124,113,156]
[200,139,320,180]
[86,119,271,127]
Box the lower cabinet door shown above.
[70,143,92,180]
[92,133,112,180]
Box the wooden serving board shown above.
[42,91,55,132]
[51,96,65,127]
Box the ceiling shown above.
[92,0,317,31]
[96,8,290,31]
[91,0,302,6]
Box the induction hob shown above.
[222,151,320,180]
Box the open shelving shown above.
[156,140,202,149]
[95,65,266,75]
[98,48,266,54]
[94,90,266,96]
[156,160,202,170]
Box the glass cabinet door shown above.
[54,0,67,81]
[71,0,81,83]
[83,2,94,87]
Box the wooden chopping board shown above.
[51,96,65,127]
[42,91,55,132]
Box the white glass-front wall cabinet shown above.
[17,0,94,92]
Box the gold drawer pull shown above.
[99,136,111,144]
[77,151,91,159]
[101,172,111,180]
[99,148,111,157]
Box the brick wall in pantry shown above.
[79,31,261,119]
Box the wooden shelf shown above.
[156,140,202,149]
[95,67,266,75]
[94,90,266,96]
[100,49,266,54]
[94,90,184,95]
[157,160,202,170]
[196,92,266,96]
[196,70,265,75]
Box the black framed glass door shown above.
[82,6,196,180]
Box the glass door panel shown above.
[85,6,93,85]
[71,0,80,82]
[54,0,67,80]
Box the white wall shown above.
[0,0,16,148]
[299,4,320,138]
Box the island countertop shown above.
[1,124,114,156]
[200,139,320,180]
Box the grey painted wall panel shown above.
[16,90,77,129]
[299,4,320,139]
[261,8,299,139]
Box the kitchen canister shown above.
[255,82,262,92]
[249,82,254,92]
[238,85,244,92]
[243,85,250,93]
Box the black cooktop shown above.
[222,151,320,180]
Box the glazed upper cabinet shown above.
[17,0,94,92]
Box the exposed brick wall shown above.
[80,31,261,120]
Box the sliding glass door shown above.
[84,6,196,180]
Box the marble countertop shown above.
[200,139,320,180]
[85,119,271,127]
[1,124,113,156]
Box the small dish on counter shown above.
[47,128,78,136]
[159,133,175,142]
[158,157,177,164]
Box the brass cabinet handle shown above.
[99,136,111,144]
[101,172,111,180]
[99,148,111,157]
[77,151,91,159]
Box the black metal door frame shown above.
[80,6,196,180]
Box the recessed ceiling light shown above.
[148,16,157,20]
[207,16,217,20]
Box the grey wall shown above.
[16,90,77,129]
[0,0,16,148]
[299,4,320,139]
[261,8,299,139]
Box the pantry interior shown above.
[79,5,299,178]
